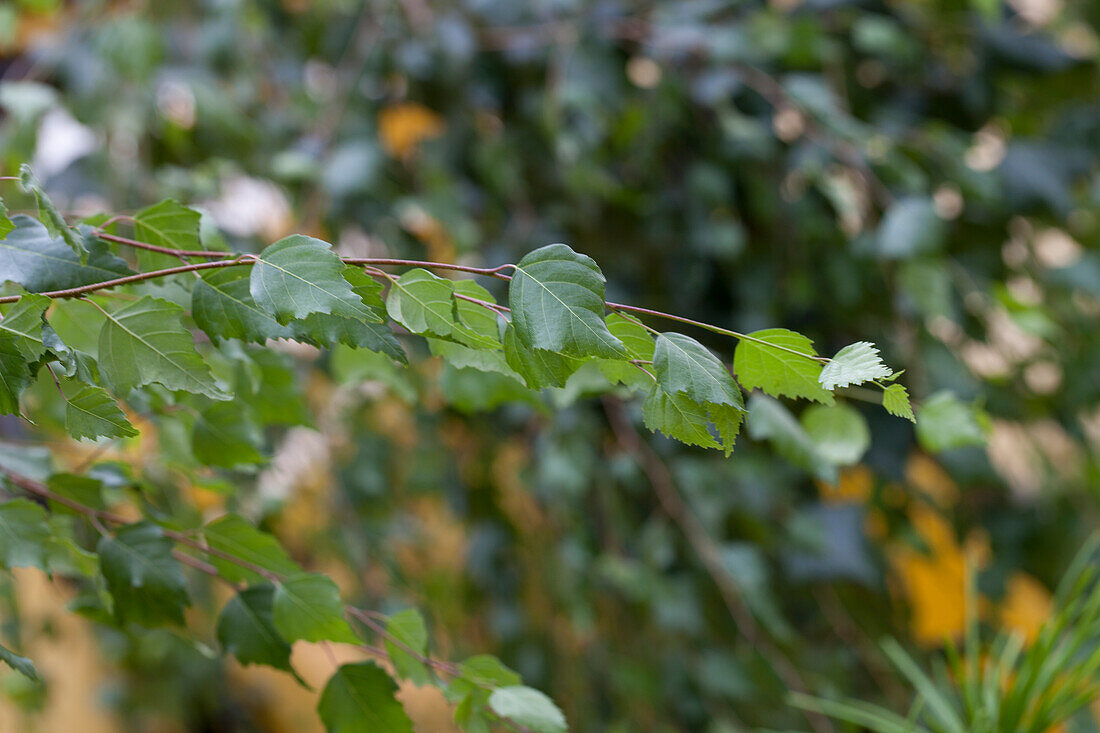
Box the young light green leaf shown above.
[509,243,625,358]
[318,662,414,733]
[217,583,295,674]
[801,403,870,466]
[0,498,50,571]
[488,686,568,733]
[192,266,296,344]
[0,216,132,292]
[451,279,503,347]
[747,394,836,483]
[0,292,51,362]
[733,328,834,404]
[19,164,88,262]
[98,296,228,399]
[882,383,915,422]
[653,332,744,410]
[65,385,138,440]
[0,641,39,682]
[133,199,202,272]
[607,313,655,360]
[202,514,303,585]
[192,402,265,468]
[273,573,359,644]
[385,608,431,685]
[97,522,190,627]
[251,235,381,325]
[386,268,467,340]
[818,341,892,390]
[916,391,988,452]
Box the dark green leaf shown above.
[0,498,50,570]
[503,324,584,389]
[318,662,414,733]
[192,265,296,344]
[217,583,294,674]
[0,216,132,293]
[251,235,381,325]
[0,292,51,361]
[509,243,625,358]
[97,522,190,627]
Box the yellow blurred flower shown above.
[889,504,988,646]
[818,464,873,503]
[999,573,1053,644]
[378,102,445,158]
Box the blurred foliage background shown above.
[1,0,1099,731]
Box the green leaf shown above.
[386,268,465,340]
[883,383,916,422]
[318,662,414,733]
[192,266,296,344]
[291,310,406,362]
[132,199,202,272]
[642,386,720,450]
[251,235,381,325]
[65,385,138,440]
[0,498,50,570]
[97,522,190,627]
[385,608,431,685]
[202,514,303,584]
[98,296,228,399]
[273,573,359,644]
[488,686,568,733]
[801,403,870,466]
[452,280,504,348]
[733,328,834,404]
[607,313,655,360]
[818,341,892,390]
[19,164,88,262]
[0,216,132,293]
[0,333,33,414]
[509,243,625,358]
[0,641,39,682]
[747,394,836,483]
[653,332,744,411]
[0,292,51,362]
[429,338,524,382]
[916,391,989,452]
[192,402,265,467]
[217,583,294,674]
[502,324,585,389]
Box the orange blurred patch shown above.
[818,464,873,503]
[378,103,445,158]
[999,573,1052,644]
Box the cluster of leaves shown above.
[0,173,917,730]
